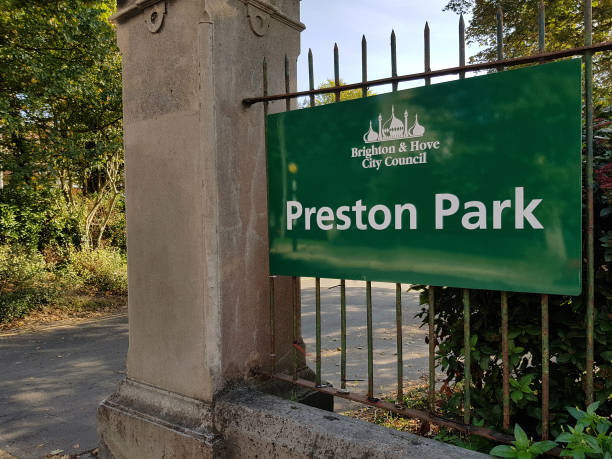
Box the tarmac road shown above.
[0,313,128,459]
[0,280,432,458]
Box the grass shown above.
[0,245,127,328]
[341,382,493,454]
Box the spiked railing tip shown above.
[424,21,430,31]
[362,34,366,42]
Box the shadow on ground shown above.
[0,314,128,458]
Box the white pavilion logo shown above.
[363,105,425,144]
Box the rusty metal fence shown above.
[244,0,612,448]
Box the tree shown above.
[300,79,375,108]
[443,0,611,98]
[0,0,124,249]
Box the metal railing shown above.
[247,0,610,450]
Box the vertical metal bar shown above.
[396,283,403,404]
[428,287,436,411]
[538,0,545,53]
[501,291,510,431]
[361,35,368,98]
[341,279,346,390]
[334,43,340,103]
[315,277,321,386]
[463,288,471,425]
[366,281,374,400]
[584,0,595,406]
[308,49,315,107]
[425,24,433,410]
[292,276,298,384]
[538,2,550,440]
[542,294,550,439]
[335,43,348,393]
[459,14,465,79]
[424,22,431,86]
[284,56,297,389]
[388,32,402,404]
[391,30,398,92]
[496,6,504,71]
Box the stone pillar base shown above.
[97,379,223,459]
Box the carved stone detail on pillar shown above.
[143,1,166,33]
[247,4,270,37]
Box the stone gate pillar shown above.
[98,0,303,456]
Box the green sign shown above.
[267,59,582,295]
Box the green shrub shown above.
[68,247,127,294]
[0,186,82,251]
[0,245,58,322]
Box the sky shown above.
[296,0,483,95]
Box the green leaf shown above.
[597,422,610,435]
[519,373,535,386]
[586,401,600,414]
[584,436,601,453]
[555,432,573,443]
[490,445,517,458]
[567,406,584,421]
[516,452,531,459]
[529,440,557,455]
[511,391,524,402]
[514,424,530,449]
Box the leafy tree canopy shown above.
[0,0,122,194]
[300,79,376,107]
[443,0,611,98]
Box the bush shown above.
[68,247,127,294]
[0,246,58,322]
[0,186,82,251]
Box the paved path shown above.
[0,281,431,457]
[0,314,128,458]
[301,278,430,412]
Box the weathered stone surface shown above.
[98,379,223,458]
[113,0,301,403]
[214,387,489,459]
[99,383,489,459]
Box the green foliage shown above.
[0,0,124,251]
[0,245,58,322]
[0,185,82,250]
[68,247,127,294]
[490,424,557,458]
[299,79,375,107]
[443,0,612,99]
[434,428,493,453]
[489,403,612,458]
[556,402,612,458]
